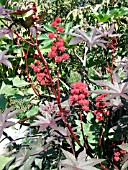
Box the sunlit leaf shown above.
[13,76,29,87]
[60,149,104,170]
[118,143,128,152]
[26,106,38,118]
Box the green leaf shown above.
[26,106,38,117]
[62,22,73,40]
[68,71,81,84]
[41,39,55,49]
[0,156,14,170]
[87,112,94,122]
[13,76,29,87]
[38,34,49,40]
[91,93,98,99]
[43,24,56,32]
[1,85,17,96]
[0,94,7,109]
[112,7,128,18]
[64,22,73,33]
[98,14,111,22]
[0,0,6,5]
[40,46,51,54]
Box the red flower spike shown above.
[83,91,89,97]
[69,95,74,100]
[93,93,110,121]
[70,81,89,111]
[93,110,98,115]
[47,18,70,63]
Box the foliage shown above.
[0,0,128,170]
[59,149,104,170]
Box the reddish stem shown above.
[66,127,76,156]
[16,113,39,124]
[24,47,40,96]
[100,163,108,170]
[61,112,83,148]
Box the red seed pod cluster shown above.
[30,60,50,85]
[70,81,89,112]
[93,94,110,121]
[48,17,70,63]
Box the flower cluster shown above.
[30,60,50,85]
[70,81,89,112]
[93,94,110,121]
[48,17,70,63]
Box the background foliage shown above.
[0,0,128,169]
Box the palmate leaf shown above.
[31,101,61,131]
[115,57,128,76]
[0,5,13,20]
[0,50,15,69]
[118,143,128,152]
[31,113,60,131]
[59,149,104,170]
[66,23,122,50]
[14,137,47,168]
[90,73,128,101]
[0,106,21,139]
[94,24,122,37]
[66,26,109,49]
[118,144,128,170]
